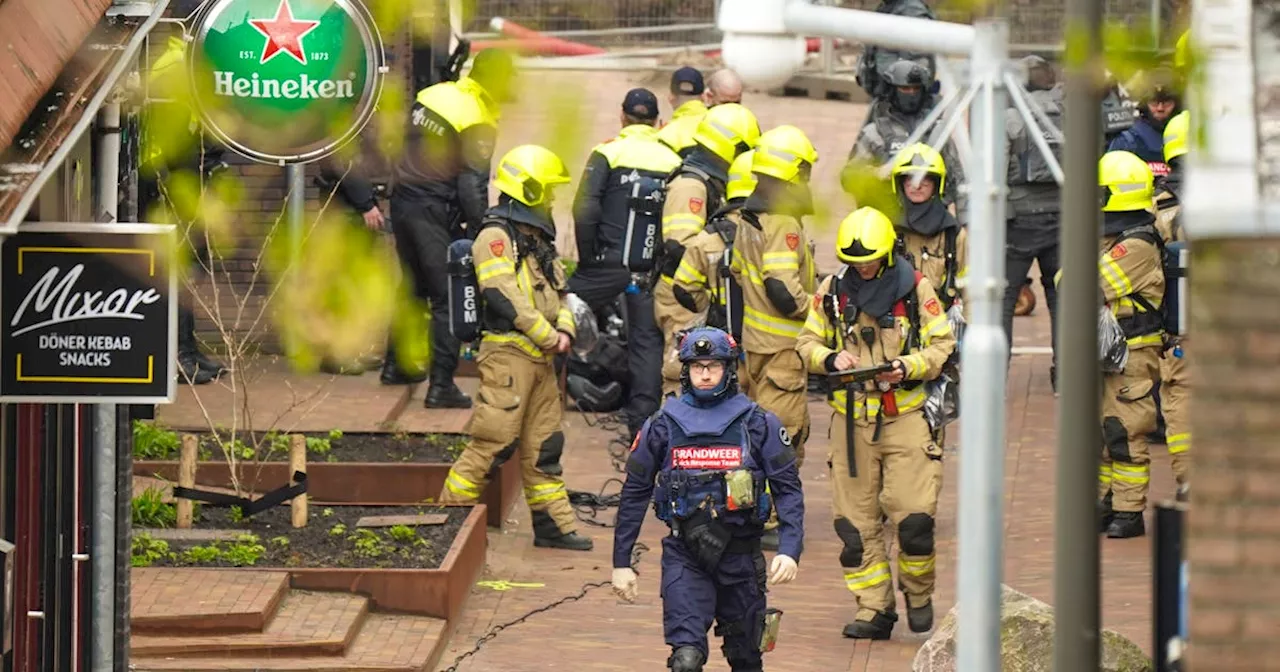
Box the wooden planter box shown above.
[134,456,520,529]
[286,504,487,621]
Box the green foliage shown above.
[386,525,417,544]
[270,536,290,548]
[131,534,172,568]
[322,507,335,518]
[329,523,347,537]
[221,535,266,566]
[349,528,391,558]
[133,421,180,460]
[132,487,177,528]
[182,545,222,564]
[560,258,578,278]
[228,506,244,523]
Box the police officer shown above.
[389,48,516,407]
[1107,66,1181,179]
[845,61,966,222]
[657,67,710,157]
[731,126,819,470]
[671,150,757,345]
[1004,55,1064,390]
[611,326,804,672]
[141,33,229,386]
[796,207,957,638]
[568,87,683,439]
[855,0,937,100]
[437,145,593,551]
[1154,111,1190,499]
[888,144,967,313]
[1093,151,1166,539]
[656,103,761,397]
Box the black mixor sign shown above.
[1,223,177,403]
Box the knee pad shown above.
[1103,416,1131,463]
[668,645,706,672]
[536,432,566,476]
[834,517,864,567]
[898,513,935,556]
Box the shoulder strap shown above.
[942,227,959,301]
[1112,225,1164,315]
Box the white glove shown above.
[769,554,798,585]
[612,567,638,602]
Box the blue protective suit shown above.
[613,392,804,669]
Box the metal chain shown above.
[435,543,648,672]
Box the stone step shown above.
[131,613,448,672]
[131,591,369,658]
[132,568,290,634]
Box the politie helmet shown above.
[881,59,931,115]
[677,326,741,403]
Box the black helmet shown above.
[1019,55,1055,91]
[881,60,930,115]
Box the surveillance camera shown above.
[717,0,807,90]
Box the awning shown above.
[0,0,170,234]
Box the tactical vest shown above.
[652,396,772,527]
[830,268,929,396]
[1017,89,1064,185]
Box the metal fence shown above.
[465,0,1186,52]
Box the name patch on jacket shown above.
[671,445,743,469]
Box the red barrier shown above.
[470,38,606,56]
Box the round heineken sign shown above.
[189,0,385,164]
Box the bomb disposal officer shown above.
[797,208,956,639]
[389,48,515,407]
[569,88,683,439]
[612,326,804,672]
[438,145,593,552]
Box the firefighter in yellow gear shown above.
[888,144,968,312]
[670,150,757,352]
[655,103,761,395]
[796,207,956,639]
[438,145,593,551]
[1093,151,1166,539]
[1153,111,1190,498]
[730,125,819,467]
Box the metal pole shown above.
[956,19,1010,672]
[1053,0,1103,665]
[286,164,305,259]
[92,99,122,672]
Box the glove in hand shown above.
[612,567,638,602]
[769,554,798,585]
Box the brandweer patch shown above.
[671,445,743,469]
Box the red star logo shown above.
[249,0,319,66]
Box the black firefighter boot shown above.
[176,307,216,385]
[1106,511,1146,539]
[906,596,934,633]
[531,512,594,551]
[424,378,472,409]
[379,338,427,386]
[842,608,898,640]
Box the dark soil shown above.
[136,427,468,463]
[137,505,468,570]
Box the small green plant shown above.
[221,534,265,566]
[305,436,332,457]
[350,528,389,558]
[445,436,469,461]
[131,534,171,567]
[182,545,222,564]
[270,536,290,548]
[329,523,347,537]
[131,487,176,528]
[387,525,416,544]
[322,507,334,518]
[133,421,180,460]
[228,506,245,523]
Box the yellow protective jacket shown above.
[672,205,745,330]
[472,219,576,362]
[730,209,816,354]
[796,271,956,423]
[1100,226,1166,351]
[656,99,708,157]
[898,226,968,311]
